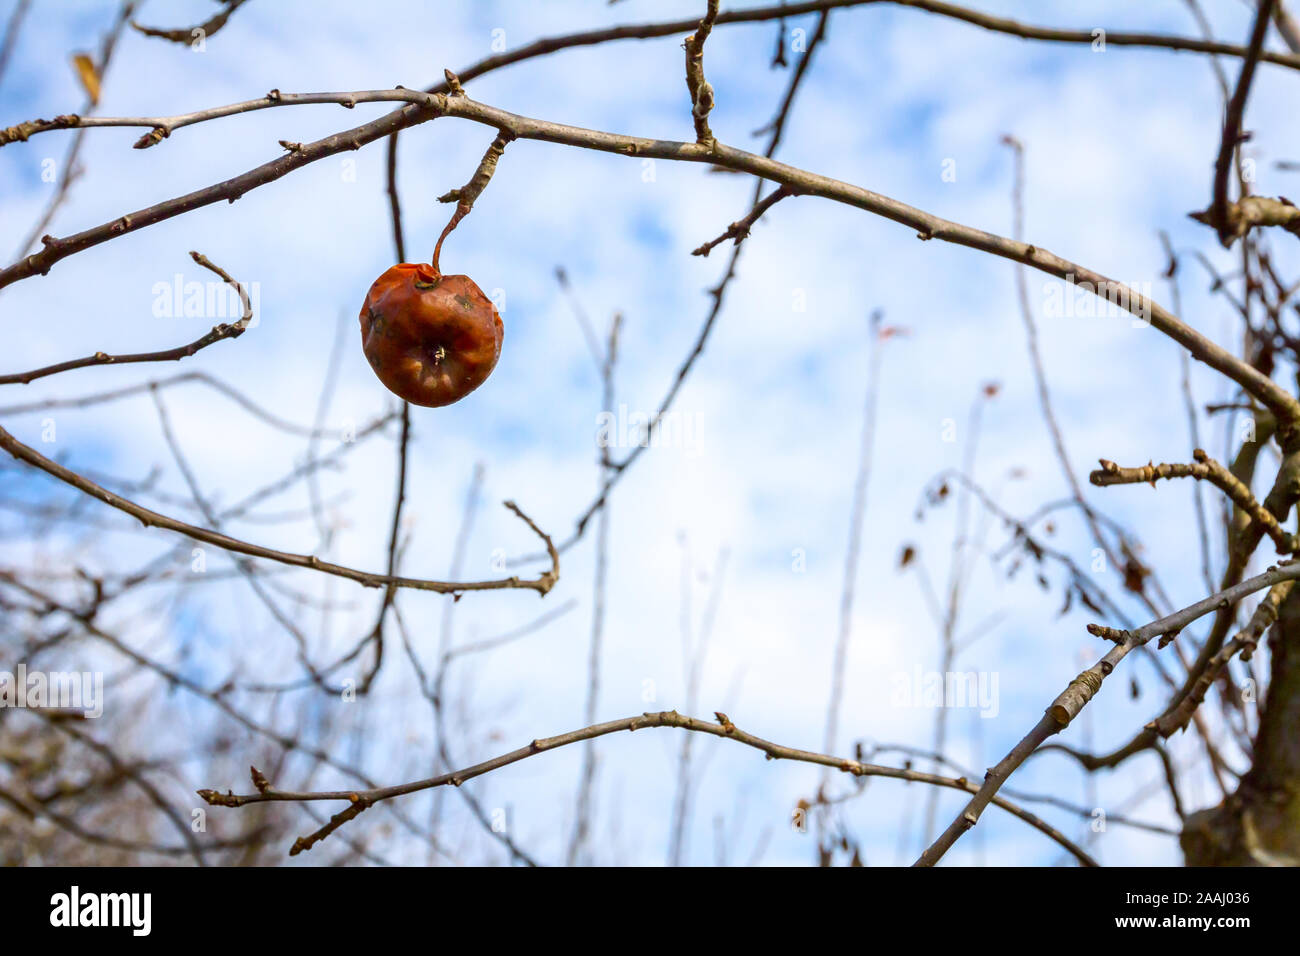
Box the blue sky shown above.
[3,0,1299,865]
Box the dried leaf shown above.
[1077,586,1103,616]
[71,53,100,105]
[1123,558,1148,594]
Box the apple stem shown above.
[431,203,468,273]
[430,132,513,272]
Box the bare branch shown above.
[916,558,1300,866]
[683,0,720,145]
[1191,195,1300,245]
[0,251,252,386]
[1158,581,1293,737]
[432,130,513,271]
[0,425,560,596]
[0,371,350,440]
[199,710,1098,865]
[131,0,250,45]
[691,184,795,256]
[0,0,32,88]
[1091,450,1296,554]
[1207,0,1276,246]
[11,88,1296,446]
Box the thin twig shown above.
[1091,451,1296,554]
[0,251,252,386]
[823,312,886,759]
[1208,0,1277,246]
[131,0,250,45]
[10,0,135,260]
[0,425,560,596]
[691,184,795,256]
[432,130,513,271]
[518,9,834,565]
[199,709,1097,865]
[1158,230,1216,595]
[1002,135,1164,617]
[385,131,407,262]
[0,0,33,89]
[0,371,349,439]
[429,462,485,834]
[352,401,412,693]
[569,311,622,865]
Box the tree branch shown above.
[0,424,560,596]
[1091,450,1297,554]
[199,709,1098,865]
[692,184,795,256]
[432,126,513,271]
[0,251,252,386]
[683,0,720,145]
[10,87,1295,444]
[915,558,1300,866]
[1208,0,1276,246]
[131,0,251,45]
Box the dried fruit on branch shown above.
[359,263,502,407]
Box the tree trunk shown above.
[1182,587,1300,865]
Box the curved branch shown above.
[7,0,1300,146]
[892,0,1300,71]
[9,89,1295,439]
[0,371,352,440]
[0,95,444,285]
[1,88,435,150]
[0,251,252,386]
[0,423,559,596]
[199,709,1098,865]
[131,0,250,46]
[431,94,1300,432]
[431,128,513,271]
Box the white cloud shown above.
[3,0,1289,865]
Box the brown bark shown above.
[1182,587,1300,865]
